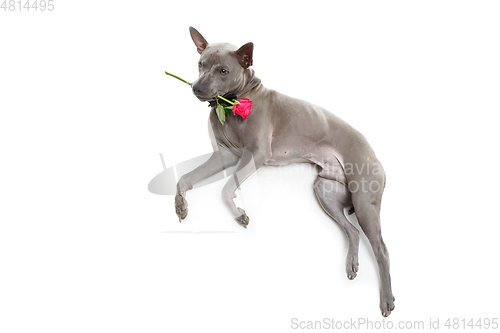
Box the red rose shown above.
[232,99,252,120]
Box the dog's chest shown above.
[210,112,244,154]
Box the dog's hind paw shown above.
[380,294,395,317]
[175,193,188,222]
[235,208,250,228]
[346,254,359,280]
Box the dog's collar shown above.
[207,76,257,107]
[207,93,237,107]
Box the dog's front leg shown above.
[176,149,239,221]
[221,148,271,228]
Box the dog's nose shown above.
[192,84,203,95]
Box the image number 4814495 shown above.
[1,0,54,11]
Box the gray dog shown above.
[174,27,395,317]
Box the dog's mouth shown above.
[195,96,213,102]
[194,92,223,103]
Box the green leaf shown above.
[224,106,233,115]
[216,104,225,125]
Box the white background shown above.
[1,1,499,332]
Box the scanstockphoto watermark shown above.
[290,317,499,330]
[149,152,386,197]
[291,318,423,330]
[1,0,55,11]
[266,159,386,194]
[343,161,385,194]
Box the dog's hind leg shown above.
[350,171,395,317]
[313,176,360,280]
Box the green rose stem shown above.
[216,95,240,105]
[164,71,191,86]
[164,71,242,107]
[164,70,239,126]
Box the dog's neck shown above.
[233,68,261,99]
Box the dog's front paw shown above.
[235,208,249,228]
[175,193,188,222]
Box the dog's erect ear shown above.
[189,27,208,54]
[236,42,253,68]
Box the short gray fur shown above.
[174,27,395,317]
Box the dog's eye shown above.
[220,68,228,75]
[198,62,202,68]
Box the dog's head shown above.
[189,27,253,102]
